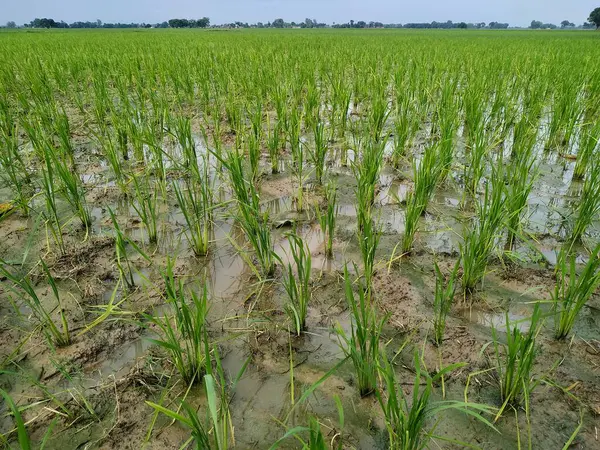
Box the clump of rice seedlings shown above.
[173,162,214,257]
[99,133,128,194]
[377,351,495,449]
[353,138,385,218]
[283,233,312,335]
[568,158,600,245]
[505,142,538,249]
[432,260,460,346]
[402,144,443,254]
[311,121,328,185]
[336,264,386,397]
[463,122,494,198]
[0,259,70,347]
[461,167,507,293]
[172,116,200,178]
[391,94,420,169]
[131,175,160,244]
[553,243,600,340]
[315,182,337,258]
[491,305,542,418]
[266,115,282,174]
[218,148,277,277]
[573,120,600,180]
[51,151,92,231]
[0,126,32,215]
[147,275,209,385]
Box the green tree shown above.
[6,21,16,28]
[272,18,285,28]
[196,17,210,28]
[530,20,543,29]
[589,7,600,29]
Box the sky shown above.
[1,0,598,27]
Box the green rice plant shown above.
[51,151,92,231]
[99,133,128,194]
[391,95,420,169]
[402,144,443,254]
[147,278,210,385]
[283,233,312,335]
[131,174,160,244]
[490,305,542,417]
[216,148,277,277]
[553,243,600,340]
[505,143,538,249]
[573,120,600,180]
[0,126,32,215]
[311,121,328,185]
[357,207,381,298]
[40,151,65,255]
[336,264,387,397]
[315,182,337,258]
[568,158,600,245]
[353,139,385,228]
[432,260,460,346]
[463,122,494,198]
[461,167,507,293]
[247,128,261,182]
[173,171,213,257]
[0,259,70,347]
[267,115,282,174]
[171,116,200,178]
[377,351,496,450]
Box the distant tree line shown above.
[4,11,600,30]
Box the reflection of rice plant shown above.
[490,305,541,418]
[283,233,312,335]
[0,260,70,347]
[432,260,460,346]
[316,182,337,258]
[553,243,600,340]
[461,167,506,293]
[377,351,495,449]
[336,264,386,397]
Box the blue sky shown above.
[2,0,597,27]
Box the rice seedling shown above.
[51,150,92,231]
[490,305,542,418]
[311,121,328,185]
[573,120,600,180]
[568,158,600,245]
[402,144,443,254]
[432,260,460,346]
[315,182,337,258]
[283,233,312,335]
[146,276,210,385]
[377,351,496,449]
[173,169,214,257]
[217,147,277,277]
[0,126,32,215]
[40,151,66,255]
[461,166,507,293]
[391,94,420,169]
[336,264,387,396]
[131,174,160,244]
[553,242,600,340]
[267,115,282,174]
[0,259,70,347]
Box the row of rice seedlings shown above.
[573,119,600,180]
[402,144,443,254]
[0,260,71,347]
[553,243,600,340]
[315,182,337,258]
[377,351,496,449]
[173,158,214,257]
[147,270,210,385]
[568,158,600,245]
[219,147,277,277]
[432,260,460,346]
[461,166,507,293]
[336,264,387,397]
[490,305,542,419]
[283,233,312,335]
[40,150,66,255]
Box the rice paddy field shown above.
[1,28,600,449]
